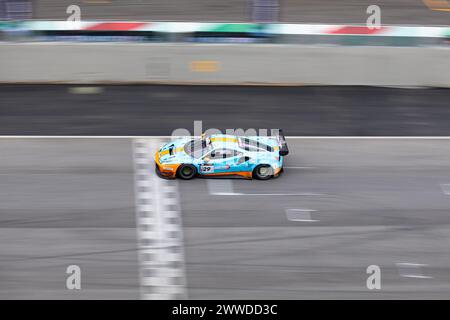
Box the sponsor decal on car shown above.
[200,165,214,173]
[200,164,231,173]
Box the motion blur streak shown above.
[0,139,139,299]
[33,0,450,25]
[0,85,449,136]
[1,138,450,299]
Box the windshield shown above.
[184,139,212,158]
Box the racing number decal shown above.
[200,165,214,173]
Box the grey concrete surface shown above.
[0,85,449,135]
[180,139,450,299]
[0,139,139,299]
[1,138,450,299]
[1,43,449,86]
[32,0,450,25]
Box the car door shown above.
[199,148,239,175]
[233,154,253,173]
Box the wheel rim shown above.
[182,166,193,176]
[259,166,270,176]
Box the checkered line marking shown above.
[133,138,187,300]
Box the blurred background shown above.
[0,0,449,300]
[0,0,450,24]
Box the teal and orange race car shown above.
[155,130,289,180]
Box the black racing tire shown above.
[177,164,197,180]
[253,164,274,180]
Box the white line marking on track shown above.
[400,275,433,279]
[440,184,450,195]
[207,180,324,196]
[214,193,325,196]
[207,179,234,195]
[396,262,432,279]
[69,87,103,94]
[3,136,450,139]
[286,209,319,222]
[133,138,187,300]
[396,262,428,267]
[284,166,316,169]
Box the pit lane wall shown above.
[1,42,449,86]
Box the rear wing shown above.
[274,129,289,156]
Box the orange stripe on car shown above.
[159,147,184,156]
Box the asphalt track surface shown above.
[2,138,450,299]
[0,85,450,136]
[33,0,450,25]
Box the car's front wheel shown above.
[253,164,274,180]
[177,164,197,180]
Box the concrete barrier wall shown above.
[0,43,449,86]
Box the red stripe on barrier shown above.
[85,22,148,31]
[328,26,387,35]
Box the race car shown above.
[155,130,289,180]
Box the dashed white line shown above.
[207,179,324,196]
[397,262,428,267]
[440,184,450,195]
[396,262,432,279]
[224,193,325,196]
[400,275,433,279]
[69,86,103,94]
[207,179,234,195]
[286,209,319,222]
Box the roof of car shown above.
[209,134,239,144]
[208,134,278,151]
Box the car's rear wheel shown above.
[177,164,197,180]
[253,164,274,180]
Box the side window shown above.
[209,149,223,159]
[239,138,274,152]
[232,149,243,157]
[222,149,242,159]
[242,145,259,152]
